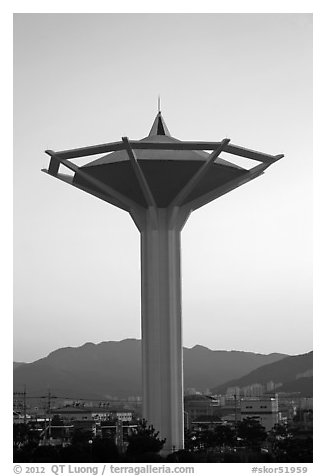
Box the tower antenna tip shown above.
[158,95,161,113]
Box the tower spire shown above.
[148,106,171,137]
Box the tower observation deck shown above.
[43,111,283,453]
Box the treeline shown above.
[13,417,313,463]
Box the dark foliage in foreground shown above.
[13,419,312,463]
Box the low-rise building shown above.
[53,405,134,423]
[53,406,93,421]
[184,395,221,430]
[191,415,223,432]
[240,395,279,431]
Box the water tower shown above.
[43,111,283,453]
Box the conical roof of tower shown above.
[148,111,171,136]
[80,112,243,168]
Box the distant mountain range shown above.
[211,351,313,397]
[13,362,26,371]
[13,339,287,399]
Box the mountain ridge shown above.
[14,339,287,399]
[211,351,313,397]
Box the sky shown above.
[13,13,312,362]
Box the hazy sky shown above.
[13,13,312,362]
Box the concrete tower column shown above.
[133,206,190,453]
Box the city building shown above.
[242,383,264,397]
[226,386,241,397]
[53,405,134,422]
[240,395,279,431]
[53,406,93,421]
[191,415,223,432]
[184,395,220,430]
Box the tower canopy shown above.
[73,113,246,208]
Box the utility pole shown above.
[13,385,27,424]
[47,390,51,441]
[42,389,57,444]
[23,385,27,424]
[116,420,124,453]
[234,393,237,423]
[234,393,238,438]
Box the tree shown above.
[196,429,217,449]
[184,429,199,451]
[51,414,64,426]
[126,419,166,459]
[13,424,29,447]
[71,428,93,446]
[237,417,267,449]
[214,425,236,448]
[268,423,288,456]
[269,424,313,463]
[30,445,60,463]
[279,433,312,463]
[59,444,88,463]
[184,425,236,453]
[91,437,120,462]
[13,423,41,463]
